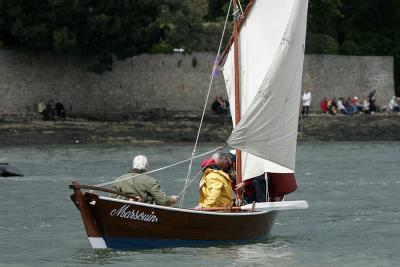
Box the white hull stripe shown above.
[88,237,107,249]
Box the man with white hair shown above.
[112,155,178,206]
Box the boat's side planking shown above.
[77,193,278,249]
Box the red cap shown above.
[201,158,215,168]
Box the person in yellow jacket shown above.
[194,152,233,210]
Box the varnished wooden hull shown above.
[71,192,278,249]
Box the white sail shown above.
[222,0,309,179]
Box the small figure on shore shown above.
[362,97,370,113]
[368,90,378,113]
[388,96,399,112]
[351,96,361,114]
[211,96,229,115]
[111,155,178,206]
[327,98,337,115]
[45,99,57,120]
[55,100,66,119]
[320,97,328,113]
[301,90,311,116]
[195,152,233,210]
[36,99,46,119]
[337,97,352,115]
[344,97,354,114]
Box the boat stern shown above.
[69,181,108,249]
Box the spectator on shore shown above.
[344,97,354,114]
[362,98,370,114]
[368,90,378,113]
[327,99,337,115]
[331,97,338,109]
[320,97,328,113]
[398,97,400,111]
[338,98,352,115]
[55,100,66,119]
[211,96,229,115]
[45,99,57,120]
[388,96,399,112]
[301,90,311,116]
[329,98,338,115]
[36,99,46,119]
[351,96,361,114]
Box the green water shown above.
[0,142,399,266]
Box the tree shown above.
[0,0,163,72]
[0,0,399,93]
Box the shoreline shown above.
[1,113,400,145]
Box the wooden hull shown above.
[71,192,278,249]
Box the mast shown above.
[233,0,243,196]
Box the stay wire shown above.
[94,146,222,187]
[176,157,216,200]
[179,0,233,207]
[238,0,244,15]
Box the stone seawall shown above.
[0,114,399,145]
[0,50,395,119]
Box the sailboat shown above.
[69,0,309,249]
[0,163,24,177]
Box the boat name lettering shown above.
[110,204,158,223]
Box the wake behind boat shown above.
[69,0,309,249]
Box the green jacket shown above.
[111,170,173,206]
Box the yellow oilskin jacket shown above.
[199,168,233,208]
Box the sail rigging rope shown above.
[94,146,223,187]
[237,0,244,15]
[178,0,233,207]
[176,157,216,198]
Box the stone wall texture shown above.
[303,55,395,110]
[0,50,395,117]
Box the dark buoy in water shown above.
[0,163,24,177]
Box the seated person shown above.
[320,97,328,113]
[351,96,361,113]
[112,155,178,206]
[235,174,267,204]
[337,98,352,115]
[211,96,229,115]
[327,100,337,115]
[55,101,66,119]
[46,99,57,120]
[195,152,233,210]
[36,99,46,119]
[388,96,399,112]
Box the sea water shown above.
[0,142,399,267]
